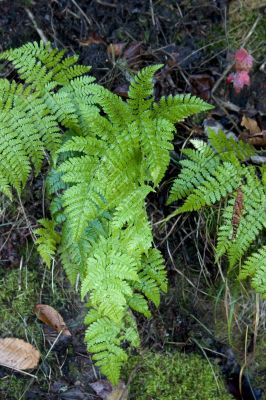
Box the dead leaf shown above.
[123,42,144,62]
[243,131,266,146]
[189,74,214,101]
[34,304,71,336]
[107,43,126,58]
[241,116,260,134]
[0,338,40,370]
[114,84,129,98]
[90,380,128,400]
[79,32,106,47]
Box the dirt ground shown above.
[0,1,265,399]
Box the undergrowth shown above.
[167,129,266,298]
[0,41,212,383]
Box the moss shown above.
[0,375,28,400]
[124,351,233,400]
[252,336,266,391]
[0,261,79,399]
[0,268,42,340]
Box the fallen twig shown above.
[25,8,48,44]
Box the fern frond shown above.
[35,219,61,268]
[62,183,106,240]
[141,116,175,185]
[85,316,129,384]
[228,169,266,267]
[81,235,139,322]
[0,173,12,200]
[207,128,255,162]
[167,142,219,204]
[177,162,242,213]
[168,131,265,298]
[0,41,90,90]
[240,246,266,298]
[112,185,153,229]
[153,94,213,123]
[128,65,163,115]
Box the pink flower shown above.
[227,71,250,93]
[234,48,253,72]
[226,48,253,93]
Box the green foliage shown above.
[35,219,61,268]
[0,41,212,383]
[167,130,266,297]
[124,351,233,400]
[0,41,91,198]
[0,268,41,338]
[240,245,266,296]
[47,65,210,382]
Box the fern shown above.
[35,219,61,268]
[168,131,266,296]
[1,41,212,383]
[0,41,94,198]
[240,245,266,298]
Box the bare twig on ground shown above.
[70,0,92,27]
[25,8,48,44]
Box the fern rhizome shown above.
[0,41,212,383]
[167,129,266,298]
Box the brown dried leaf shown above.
[189,74,214,101]
[34,304,71,336]
[90,380,128,400]
[123,42,144,62]
[241,116,260,134]
[79,32,106,46]
[0,338,40,370]
[114,84,129,98]
[232,187,244,239]
[107,43,126,58]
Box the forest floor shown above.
[0,1,266,399]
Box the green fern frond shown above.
[240,245,266,298]
[153,94,213,123]
[128,64,163,115]
[141,248,168,293]
[85,316,129,384]
[141,116,175,185]
[62,183,106,240]
[81,235,139,322]
[35,219,61,268]
[177,162,242,213]
[0,173,12,200]
[207,128,255,162]
[228,169,266,267]
[167,142,218,204]
[0,41,90,90]
[112,185,153,229]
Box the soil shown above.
[0,1,265,399]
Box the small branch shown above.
[25,8,48,44]
[70,0,92,27]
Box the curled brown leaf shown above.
[34,304,71,336]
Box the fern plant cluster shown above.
[0,41,212,383]
[167,130,266,297]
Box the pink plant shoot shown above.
[227,48,253,93]
[234,48,253,72]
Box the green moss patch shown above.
[125,351,233,400]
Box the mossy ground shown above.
[0,250,80,400]
[124,351,233,400]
